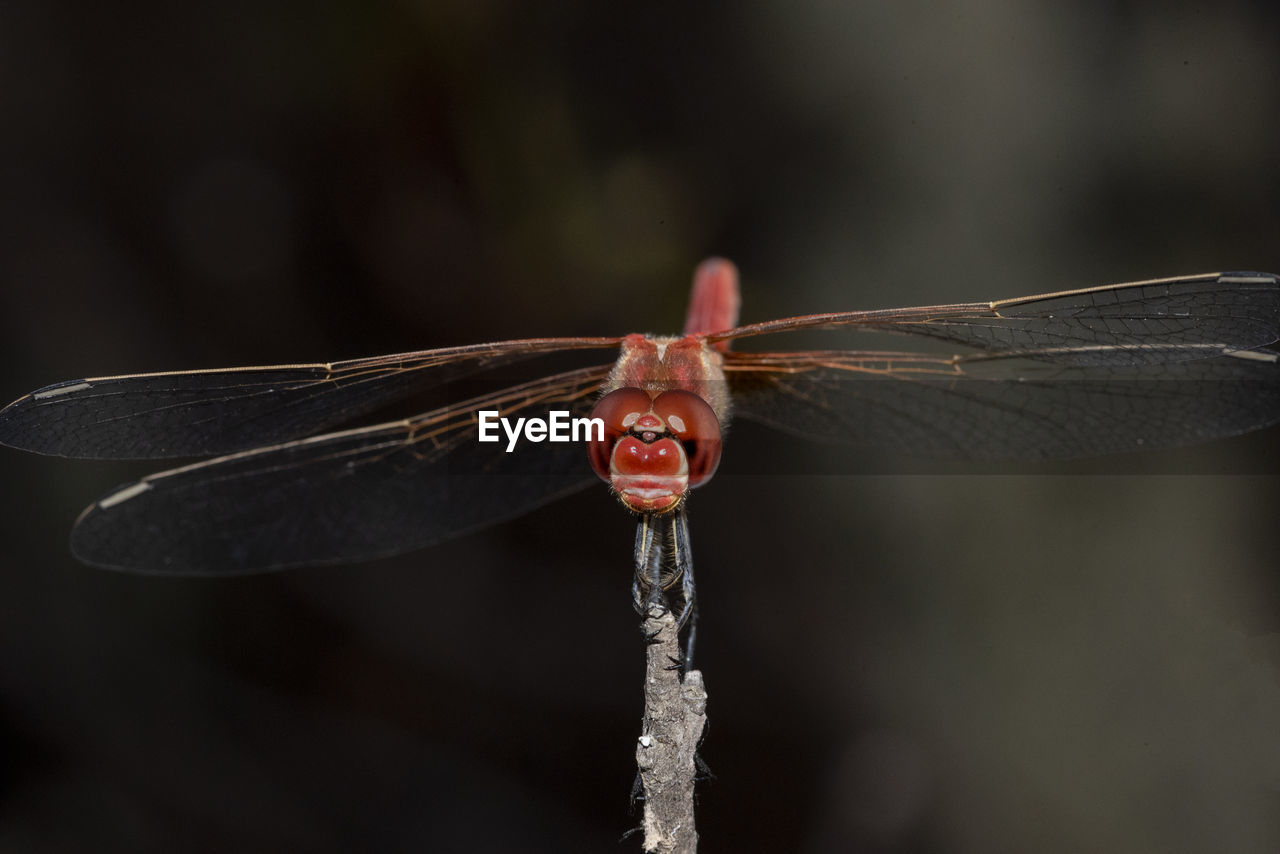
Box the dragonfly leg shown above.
[631,515,653,614]
[668,509,698,670]
[633,515,669,648]
[679,602,698,673]
[669,508,695,630]
[631,509,699,666]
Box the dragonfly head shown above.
[588,387,722,514]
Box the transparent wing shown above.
[0,337,621,459]
[68,364,614,573]
[725,346,1280,460]
[711,273,1280,363]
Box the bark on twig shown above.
[635,610,707,853]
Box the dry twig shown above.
[635,610,707,853]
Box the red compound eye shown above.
[588,387,653,482]
[651,390,722,487]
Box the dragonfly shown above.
[2,259,1279,644]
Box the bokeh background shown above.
[3,2,1280,851]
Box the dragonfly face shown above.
[588,386,723,513]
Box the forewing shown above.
[69,364,613,573]
[712,273,1280,363]
[0,337,620,459]
[725,347,1280,460]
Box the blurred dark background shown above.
[3,2,1280,851]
